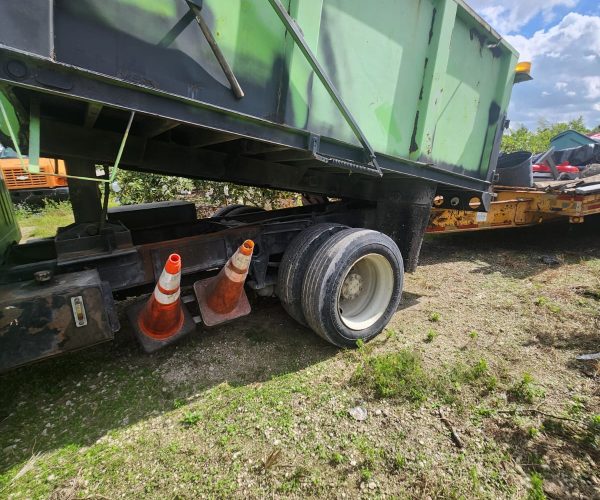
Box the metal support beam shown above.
[173,128,239,148]
[84,102,103,129]
[186,0,244,99]
[65,158,102,224]
[158,9,196,48]
[135,119,180,139]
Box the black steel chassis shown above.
[0,200,406,372]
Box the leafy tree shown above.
[115,170,194,205]
[501,117,590,154]
[115,169,294,209]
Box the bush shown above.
[115,170,295,209]
[116,170,194,205]
[501,117,590,154]
[193,180,295,210]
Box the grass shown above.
[352,349,498,408]
[352,350,429,403]
[15,200,74,238]
[15,197,120,240]
[1,220,599,498]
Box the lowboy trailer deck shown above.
[0,0,526,371]
[427,176,600,233]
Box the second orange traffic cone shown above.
[194,240,254,326]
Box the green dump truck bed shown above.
[0,0,519,199]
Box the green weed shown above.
[527,472,546,500]
[586,414,600,445]
[534,296,561,315]
[509,373,545,404]
[330,452,344,466]
[352,350,429,403]
[425,329,438,343]
[181,411,203,426]
[393,453,406,470]
[360,468,373,481]
[429,312,441,322]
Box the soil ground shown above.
[1,219,599,499]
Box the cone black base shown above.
[126,298,196,353]
[194,276,251,327]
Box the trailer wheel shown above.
[302,229,403,347]
[277,223,347,325]
[212,204,266,217]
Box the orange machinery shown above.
[0,157,68,204]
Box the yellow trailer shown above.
[427,175,600,233]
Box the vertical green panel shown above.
[410,0,457,162]
[282,0,324,128]
[426,5,517,174]
[0,92,20,146]
[28,98,40,174]
[206,0,291,86]
[306,0,435,156]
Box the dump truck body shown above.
[0,0,525,371]
[0,0,518,195]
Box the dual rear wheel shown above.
[277,225,404,347]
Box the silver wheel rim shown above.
[337,253,394,331]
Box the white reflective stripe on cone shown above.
[224,265,248,283]
[158,270,180,292]
[154,287,181,305]
[231,251,252,271]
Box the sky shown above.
[468,0,600,130]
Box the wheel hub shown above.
[341,272,363,301]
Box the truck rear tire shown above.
[277,223,347,326]
[212,204,265,217]
[301,229,403,347]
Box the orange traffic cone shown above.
[127,253,195,353]
[195,240,254,326]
